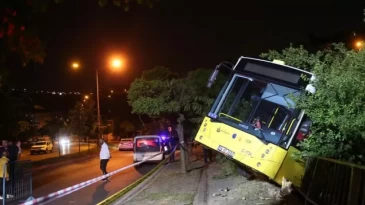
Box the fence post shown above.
[3,163,6,205]
[305,158,319,205]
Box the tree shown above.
[128,66,227,172]
[41,116,67,140]
[0,0,160,87]
[119,120,136,138]
[128,67,226,133]
[68,100,96,140]
[261,43,365,164]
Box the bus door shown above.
[274,115,313,186]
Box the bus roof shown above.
[234,56,314,76]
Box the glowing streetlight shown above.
[72,62,80,69]
[84,95,89,100]
[110,90,114,93]
[109,57,124,71]
[355,40,364,49]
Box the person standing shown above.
[16,141,21,161]
[0,140,8,157]
[167,126,178,163]
[99,138,110,181]
[0,150,9,200]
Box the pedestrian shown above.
[0,140,8,158]
[167,126,178,163]
[203,145,212,164]
[99,138,110,181]
[8,140,20,196]
[16,141,21,160]
[0,150,9,200]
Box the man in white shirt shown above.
[99,138,110,181]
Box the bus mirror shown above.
[207,66,219,88]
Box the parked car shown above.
[30,141,53,154]
[133,135,164,163]
[119,138,133,151]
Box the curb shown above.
[97,158,169,205]
[193,166,208,205]
[112,163,170,205]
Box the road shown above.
[32,150,157,205]
[21,143,97,162]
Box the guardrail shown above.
[20,147,175,205]
[300,156,365,205]
[2,160,32,205]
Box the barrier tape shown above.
[96,146,177,205]
[20,147,174,205]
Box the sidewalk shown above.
[119,146,303,205]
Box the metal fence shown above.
[2,160,32,204]
[300,157,365,205]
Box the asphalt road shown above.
[32,150,157,205]
[21,143,97,162]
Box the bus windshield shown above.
[213,74,302,146]
[136,138,161,152]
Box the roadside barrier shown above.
[299,156,365,205]
[20,146,176,205]
[2,160,32,205]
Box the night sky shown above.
[8,0,365,93]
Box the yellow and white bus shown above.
[195,57,315,187]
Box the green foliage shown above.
[68,101,96,137]
[261,43,365,164]
[41,117,67,140]
[120,120,136,137]
[128,67,226,137]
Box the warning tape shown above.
[20,147,175,205]
[96,146,177,205]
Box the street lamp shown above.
[355,40,364,50]
[72,62,80,70]
[71,56,125,144]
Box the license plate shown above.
[217,145,235,158]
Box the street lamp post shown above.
[71,56,124,149]
[96,69,102,147]
[79,104,82,154]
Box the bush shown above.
[261,44,365,164]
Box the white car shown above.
[119,138,133,151]
[31,141,53,154]
[133,135,164,163]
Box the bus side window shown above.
[291,117,313,149]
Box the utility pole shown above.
[96,69,101,148]
[79,104,82,154]
[177,123,187,173]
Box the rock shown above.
[242,197,246,200]
[220,194,227,198]
[265,198,271,200]
[223,188,230,192]
[259,196,265,200]
[213,193,221,197]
